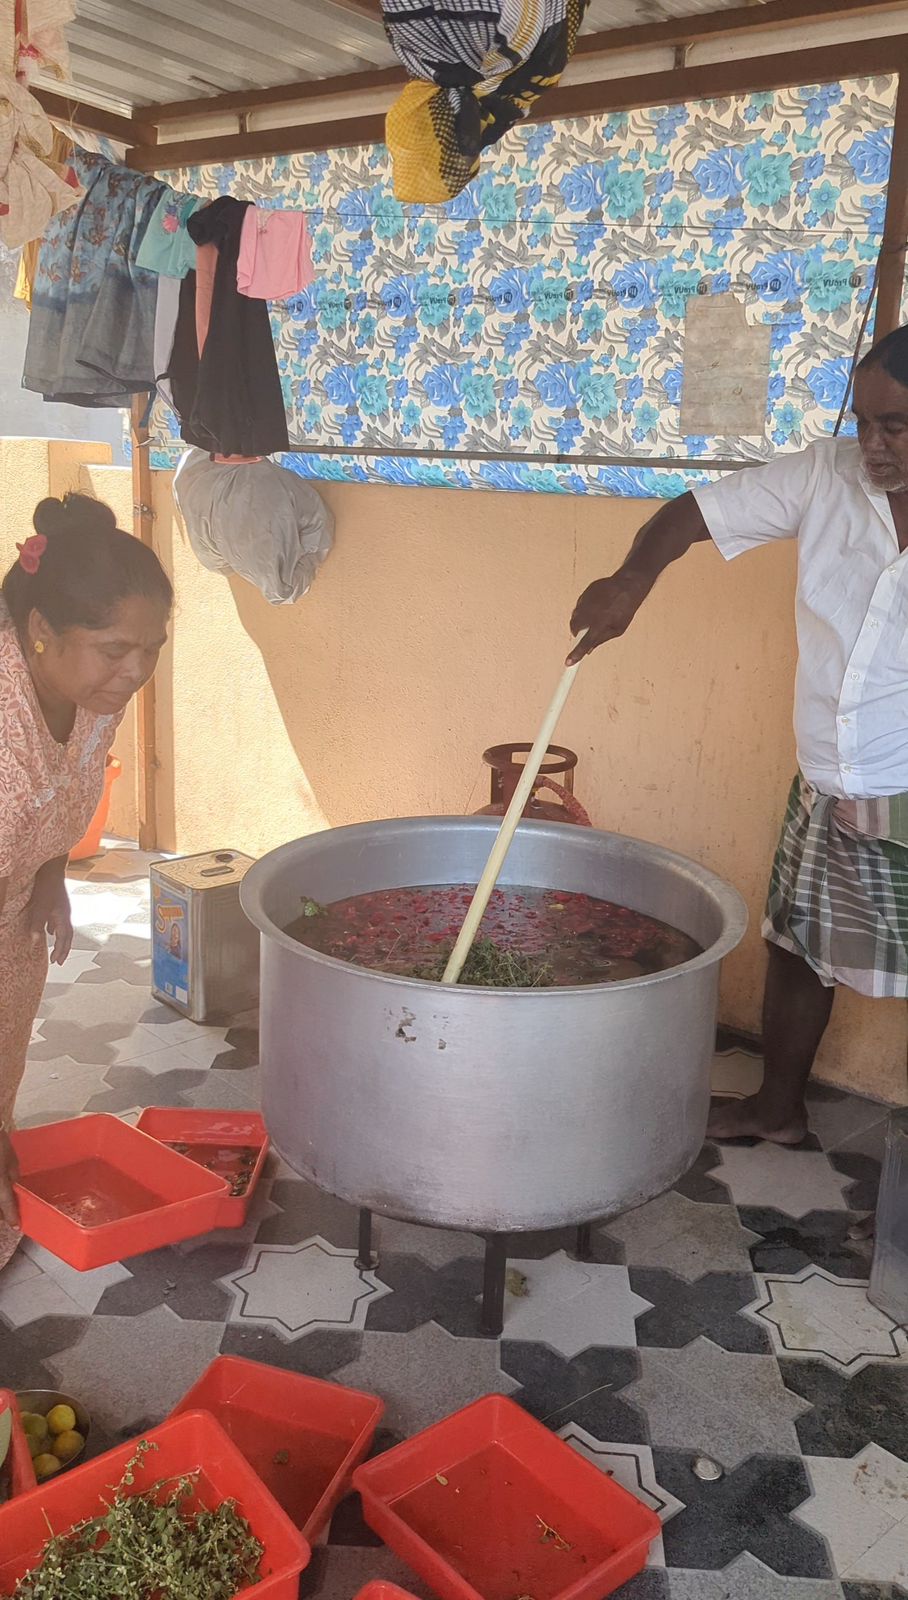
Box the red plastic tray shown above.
[171,1355,384,1540]
[135,1109,270,1228]
[0,1390,36,1501]
[354,1586,422,1600]
[12,1115,229,1271]
[0,1411,309,1599]
[354,1586,421,1600]
[353,1396,661,1600]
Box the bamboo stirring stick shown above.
[441,655,583,986]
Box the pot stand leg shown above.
[481,1233,509,1337]
[356,1207,376,1270]
[573,1222,593,1261]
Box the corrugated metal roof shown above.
[40,0,760,114]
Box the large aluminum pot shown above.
[242,818,747,1233]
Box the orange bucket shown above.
[70,756,121,861]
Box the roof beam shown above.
[128,30,907,171]
[128,109,386,170]
[33,87,157,146]
[543,30,908,121]
[144,64,405,124]
[141,0,905,131]
[575,0,908,59]
[325,0,382,17]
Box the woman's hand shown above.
[0,1131,20,1229]
[26,869,74,966]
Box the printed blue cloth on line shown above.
[23,150,166,408]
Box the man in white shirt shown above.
[569,324,908,1145]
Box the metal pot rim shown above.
[241,815,748,995]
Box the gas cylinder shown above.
[474,743,591,826]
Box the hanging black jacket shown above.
[169,196,289,457]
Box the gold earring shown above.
[34,641,45,655]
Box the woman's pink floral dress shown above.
[0,599,120,1268]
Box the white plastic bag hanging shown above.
[173,450,334,606]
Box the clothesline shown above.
[21,148,312,457]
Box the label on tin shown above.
[152,881,190,1007]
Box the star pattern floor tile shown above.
[624,1337,812,1470]
[707,1143,854,1219]
[710,1049,765,1101]
[500,1250,652,1355]
[746,1266,908,1372]
[44,1302,224,1432]
[667,1553,843,1598]
[18,1239,132,1314]
[795,1445,908,1586]
[630,1269,772,1354]
[501,1338,648,1441]
[604,1189,761,1282]
[558,1421,684,1564]
[220,1236,391,1339]
[803,1085,890,1154]
[741,1205,874,1282]
[781,1355,908,1461]
[333,1320,520,1435]
[655,1450,831,1577]
[0,850,904,1595]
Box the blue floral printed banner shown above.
[149,75,902,497]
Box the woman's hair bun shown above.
[4,490,172,635]
[32,493,117,540]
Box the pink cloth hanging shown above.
[236,207,314,300]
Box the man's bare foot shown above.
[707,1094,808,1145]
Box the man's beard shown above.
[865,463,908,493]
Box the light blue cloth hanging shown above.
[135,189,203,278]
[23,150,166,408]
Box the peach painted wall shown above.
[1,437,903,1102]
[151,469,905,1106]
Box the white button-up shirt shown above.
[694,440,908,800]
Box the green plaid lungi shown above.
[764,776,908,998]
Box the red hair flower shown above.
[16,534,47,575]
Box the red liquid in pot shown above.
[287,884,701,986]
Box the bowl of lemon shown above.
[16,1390,90,1481]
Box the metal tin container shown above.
[868,1108,908,1325]
[151,850,259,1023]
[241,818,747,1233]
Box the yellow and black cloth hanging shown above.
[383,0,588,203]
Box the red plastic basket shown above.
[0,1390,36,1501]
[353,1396,661,1600]
[354,1586,422,1600]
[134,1109,270,1228]
[12,1115,229,1270]
[0,1411,309,1599]
[171,1355,384,1540]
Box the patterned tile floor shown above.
[3,847,907,1599]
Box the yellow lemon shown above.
[20,1412,49,1441]
[34,1453,62,1481]
[51,1429,84,1464]
[26,1432,42,1460]
[46,1404,77,1437]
